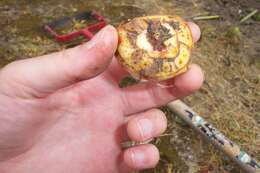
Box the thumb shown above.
[0,25,118,98]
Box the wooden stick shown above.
[167,100,260,173]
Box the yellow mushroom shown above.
[117,15,193,81]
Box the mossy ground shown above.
[0,0,259,172]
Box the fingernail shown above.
[137,118,153,140]
[84,25,113,50]
[130,149,145,166]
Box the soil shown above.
[0,0,259,173]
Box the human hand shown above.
[0,23,203,173]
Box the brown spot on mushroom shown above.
[127,30,138,46]
[146,20,172,51]
[169,21,180,30]
[132,49,145,64]
[141,58,164,77]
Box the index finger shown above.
[120,64,204,115]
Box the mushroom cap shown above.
[117,15,193,81]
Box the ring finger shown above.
[126,108,167,142]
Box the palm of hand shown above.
[0,69,134,172]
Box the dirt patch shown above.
[0,0,259,173]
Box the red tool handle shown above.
[45,11,107,42]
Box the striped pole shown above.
[167,100,260,173]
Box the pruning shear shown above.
[44,11,107,42]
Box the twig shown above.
[240,9,258,23]
[191,0,198,7]
[193,15,221,21]
[121,138,154,149]
[158,133,174,137]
